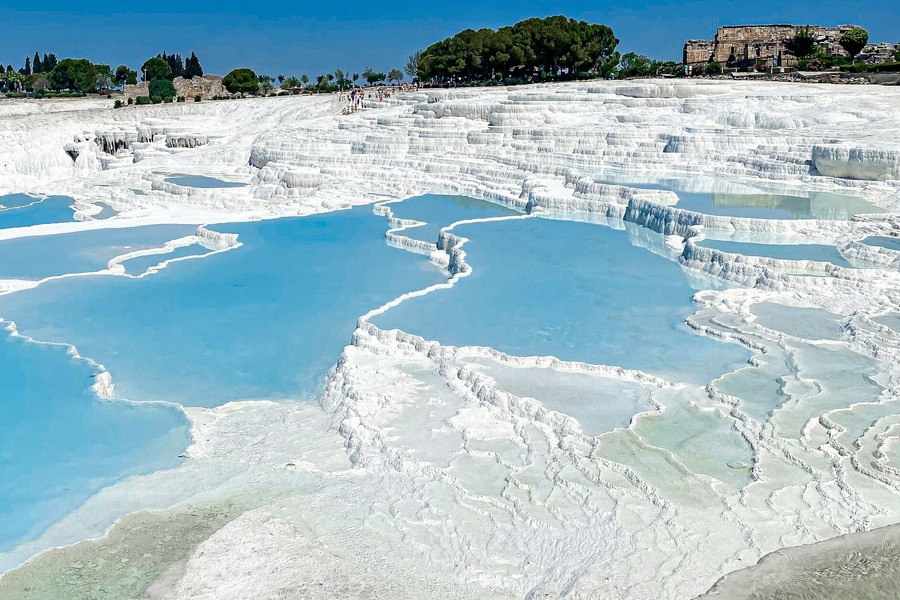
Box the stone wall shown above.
[124,75,226,100]
[860,43,900,64]
[683,40,715,66]
[683,24,860,70]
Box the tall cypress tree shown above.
[33,52,42,73]
[170,53,184,78]
[184,52,203,78]
[22,57,31,76]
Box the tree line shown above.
[0,50,204,96]
[410,16,620,84]
[141,52,203,82]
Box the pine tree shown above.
[33,52,42,74]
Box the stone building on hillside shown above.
[859,43,900,64]
[684,24,857,71]
[124,75,226,100]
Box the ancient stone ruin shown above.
[123,75,226,100]
[684,24,857,71]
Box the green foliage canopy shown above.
[387,68,404,84]
[223,68,259,94]
[840,27,869,60]
[115,65,138,86]
[48,58,110,92]
[787,26,817,58]
[362,67,386,85]
[142,57,172,81]
[405,51,422,80]
[618,52,652,77]
[417,16,619,83]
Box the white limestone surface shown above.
[0,81,899,600]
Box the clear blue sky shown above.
[0,1,895,78]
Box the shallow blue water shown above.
[0,197,76,229]
[862,236,900,252]
[594,175,882,220]
[165,175,245,189]
[874,314,900,333]
[92,203,119,220]
[121,243,213,276]
[0,226,196,281]
[388,195,519,243]
[699,239,854,267]
[374,217,751,383]
[0,329,189,553]
[672,190,880,220]
[0,207,444,407]
[0,194,41,210]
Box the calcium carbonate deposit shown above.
[0,80,899,600]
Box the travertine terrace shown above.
[0,80,899,599]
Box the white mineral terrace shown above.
[0,80,899,599]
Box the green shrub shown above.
[135,95,152,105]
[176,95,186,102]
[127,96,133,105]
[113,99,123,108]
[149,78,176,101]
[840,63,867,73]
[194,94,202,102]
[703,61,722,76]
[867,62,900,72]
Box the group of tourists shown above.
[341,82,421,115]
[344,88,366,113]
